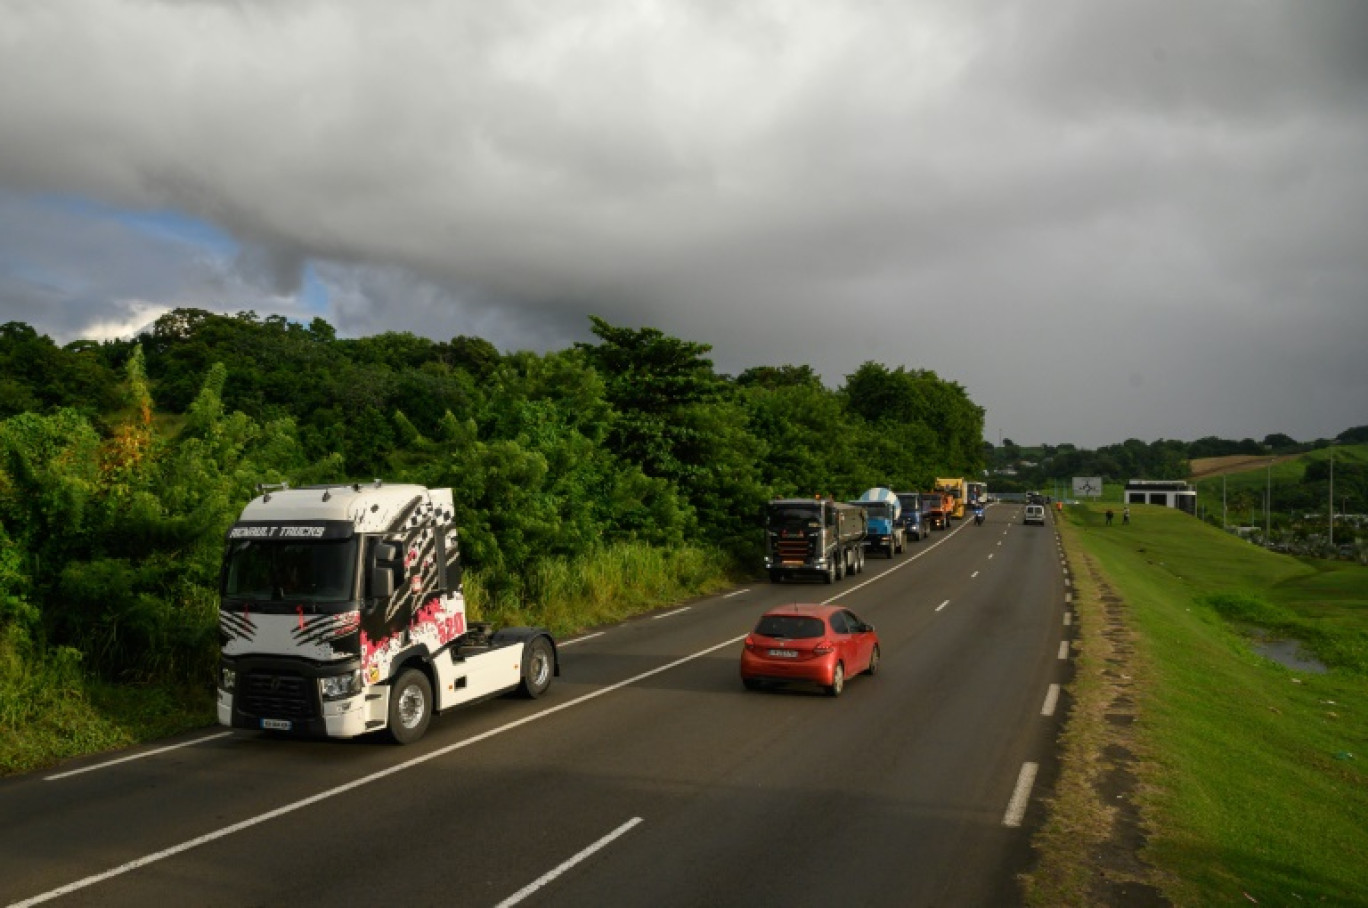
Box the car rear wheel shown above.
[826,662,845,697]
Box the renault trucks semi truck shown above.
[216,482,557,745]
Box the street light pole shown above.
[1266,459,1272,545]
[1329,448,1335,547]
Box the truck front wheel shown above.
[387,668,433,745]
[518,636,555,699]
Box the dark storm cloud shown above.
[0,0,1363,445]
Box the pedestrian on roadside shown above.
[1122,507,1130,525]
[1105,508,1114,526]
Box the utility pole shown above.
[1266,459,1272,546]
[1329,448,1335,547]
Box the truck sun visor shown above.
[227,521,355,540]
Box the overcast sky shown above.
[2,1,1365,448]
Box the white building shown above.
[1124,480,1197,515]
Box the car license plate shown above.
[768,648,798,658]
[261,718,292,731]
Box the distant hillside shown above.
[1188,453,1305,480]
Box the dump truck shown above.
[935,477,967,520]
[764,497,867,583]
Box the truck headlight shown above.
[219,666,236,692]
[319,670,363,700]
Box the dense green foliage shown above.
[0,309,986,743]
[985,426,1367,495]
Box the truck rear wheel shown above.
[387,668,432,745]
[518,636,555,699]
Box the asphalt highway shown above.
[0,503,1071,908]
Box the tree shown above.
[1337,425,1368,445]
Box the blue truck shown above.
[852,487,905,557]
[894,491,925,542]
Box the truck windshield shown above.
[766,505,822,531]
[222,539,359,602]
[896,494,919,511]
[861,502,893,519]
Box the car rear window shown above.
[754,615,826,639]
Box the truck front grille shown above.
[776,539,815,561]
[241,671,317,719]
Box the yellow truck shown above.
[934,477,967,520]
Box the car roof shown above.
[759,603,843,619]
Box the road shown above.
[1,503,1071,908]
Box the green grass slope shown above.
[1055,503,1367,905]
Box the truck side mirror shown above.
[369,569,395,600]
[369,542,401,599]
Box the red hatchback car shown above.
[740,603,880,696]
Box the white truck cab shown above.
[216,482,556,744]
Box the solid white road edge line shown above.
[558,632,605,647]
[43,733,235,782]
[1041,684,1060,717]
[493,817,644,908]
[10,637,746,908]
[1003,762,1039,828]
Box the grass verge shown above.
[0,626,214,776]
[1028,503,1368,905]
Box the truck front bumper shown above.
[217,657,386,739]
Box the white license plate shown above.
[768,649,798,658]
[261,718,292,731]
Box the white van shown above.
[1023,504,1047,526]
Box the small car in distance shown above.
[1024,504,1047,526]
[740,603,880,696]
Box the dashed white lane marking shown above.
[1003,762,1039,828]
[559,632,605,647]
[1057,641,1071,660]
[936,600,950,612]
[495,817,644,908]
[652,607,691,620]
[1041,684,1061,717]
[1063,613,1072,626]
[722,589,749,599]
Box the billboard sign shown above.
[1072,477,1103,498]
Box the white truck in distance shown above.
[216,482,557,744]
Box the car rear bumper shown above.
[740,650,836,686]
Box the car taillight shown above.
[813,641,834,654]
[744,636,756,650]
